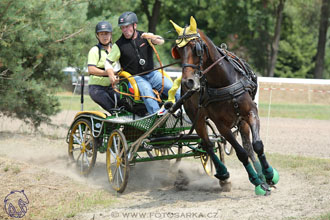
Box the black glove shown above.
[164,101,174,110]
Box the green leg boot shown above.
[210,152,230,181]
[258,154,279,186]
[253,161,265,182]
[245,163,271,196]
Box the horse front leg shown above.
[239,121,264,181]
[195,118,231,191]
[247,110,279,187]
[215,121,270,195]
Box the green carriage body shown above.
[66,72,226,193]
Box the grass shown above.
[258,103,330,120]
[12,165,21,174]
[36,190,116,220]
[317,213,330,220]
[57,93,330,120]
[3,165,9,172]
[267,153,330,178]
[57,93,101,111]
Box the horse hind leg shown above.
[248,110,279,186]
[239,121,264,181]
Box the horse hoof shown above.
[267,168,279,186]
[255,183,271,196]
[214,172,230,181]
[219,180,231,192]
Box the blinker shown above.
[171,46,180,59]
[195,42,202,57]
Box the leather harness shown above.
[180,37,257,108]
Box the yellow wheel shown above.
[68,118,97,176]
[106,129,129,193]
[201,119,225,176]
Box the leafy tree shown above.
[268,0,286,77]
[274,1,320,78]
[314,0,329,79]
[0,0,92,128]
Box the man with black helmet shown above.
[87,21,121,114]
[105,12,180,114]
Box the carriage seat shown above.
[118,70,173,116]
[118,70,173,101]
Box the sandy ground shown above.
[0,111,330,220]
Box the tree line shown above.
[0,0,329,127]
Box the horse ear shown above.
[171,46,180,59]
[170,20,183,35]
[189,16,197,33]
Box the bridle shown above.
[181,38,205,74]
[179,34,225,78]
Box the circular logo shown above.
[139,58,146,66]
[4,190,29,218]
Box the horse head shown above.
[170,16,227,91]
[170,16,210,90]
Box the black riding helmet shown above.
[95,21,113,33]
[118,12,138,27]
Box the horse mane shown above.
[197,29,221,62]
[197,29,233,87]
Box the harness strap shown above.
[203,78,255,107]
[182,63,200,69]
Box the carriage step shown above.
[148,134,200,143]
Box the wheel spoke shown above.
[78,124,84,143]
[118,145,125,158]
[76,152,82,162]
[85,138,91,146]
[117,137,121,151]
[106,130,128,192]
[72,147,81,152]
[83,126,88,143]
[81,152,84,173]
[85,148,93,156]
[113,136,118,154]
[116,167,121,187]
[84,152,90,166]
[118,164,123,181]
[73,134,82,145]
[110,148,116,159]
[112,165,118,179]
[114,166,120,187]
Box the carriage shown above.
[66,16,279,195]
[66,70,227,193]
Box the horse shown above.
[169,16,279,195]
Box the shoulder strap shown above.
[95,44,102,63]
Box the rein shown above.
[112,61,180,102]
[201,56,225,75]
[112,38,179,103]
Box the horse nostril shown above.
[183,78,195,89]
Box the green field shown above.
[258,103,330,120]
[57,93,101,111]
[57,93,330,120]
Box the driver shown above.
[105,12,180,114]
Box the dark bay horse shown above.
[170,17,279,195]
